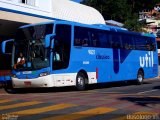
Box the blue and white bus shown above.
[2,20,158,90]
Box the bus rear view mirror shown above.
[45,34,55,48]
[1,39,14,54]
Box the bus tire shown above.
[76,72,86,91]
[4,81,16,94]
[136,70,144,85]
[4,87,16,94]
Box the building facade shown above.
[0,0,105,39]
[0,0,53,39]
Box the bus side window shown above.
[112,34,121,49]
[107,35,113,48]
[82,38,89,47]
[148,39,156,51]
[98,31,108,48]
[151,43,156,51]
[74,38,81,46]
[92,37,99,47]
[90,30,100,47]
[130,37,135,50]
[53,24,71,70]
[135,37,145,50]
[121,36,134,50]
[74,26,89,47]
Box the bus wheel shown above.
[136,70,144,85]
[4,81,16,94]
[4,87,16,94]
[76,72,86,91]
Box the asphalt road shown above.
[0,78,160,120]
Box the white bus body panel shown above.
[12,72,97,88]
[12,75,54,88]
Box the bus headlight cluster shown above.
[11,74,16,78]
[39,72,49,77]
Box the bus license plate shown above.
[24,81,31,86]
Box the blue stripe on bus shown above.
[120,49,132,64]
[13,67,50,79]
[113,49,119,74]
[0,76,11,81]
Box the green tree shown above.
[81,0,130,22]
[124,13,144,32]
[81,0,160,31]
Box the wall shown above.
[0,0,52,18]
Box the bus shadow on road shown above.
[6,86,77,94]
[153,86,160,90]
[118,96,160,108]
[4,81,152,94]
[86,81,151,90]
[118,85,160,108]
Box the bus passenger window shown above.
[74,39,81,46]
[54,52,61,61]
[53,24,71,70]
[146,39,156,51]
[82,38,89,47]
[107,36,113,48]
[111,34,121,49]
[151,43,156,51]
[91,32,99,47]
[74,26,90,47]
[125,43,129,49]
[98,31,108,48]
[148,42,156,51]
[92,38,99,47]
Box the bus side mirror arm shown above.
[45,34,55,48]
[1,39,14,54]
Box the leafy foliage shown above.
[81,0,160,31]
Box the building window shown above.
[21,0,36,6]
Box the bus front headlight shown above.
[11,74,16,78]
[39,72,49,77]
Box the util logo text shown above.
[139,51,154,68]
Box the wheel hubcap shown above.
[138,75,143,82]
[78,77,84,86]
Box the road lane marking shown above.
[42,107,116,120]
[9,103,76,116]
[137,89,158,94]
[150,96,160,98]
[0,99,12,104]
[0,93,11,95]
[0,101,41,110]
[133,111,160,115]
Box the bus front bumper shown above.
[12,75,54,88]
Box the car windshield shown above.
[13,24,53,71]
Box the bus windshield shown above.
[13,24,53,71]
